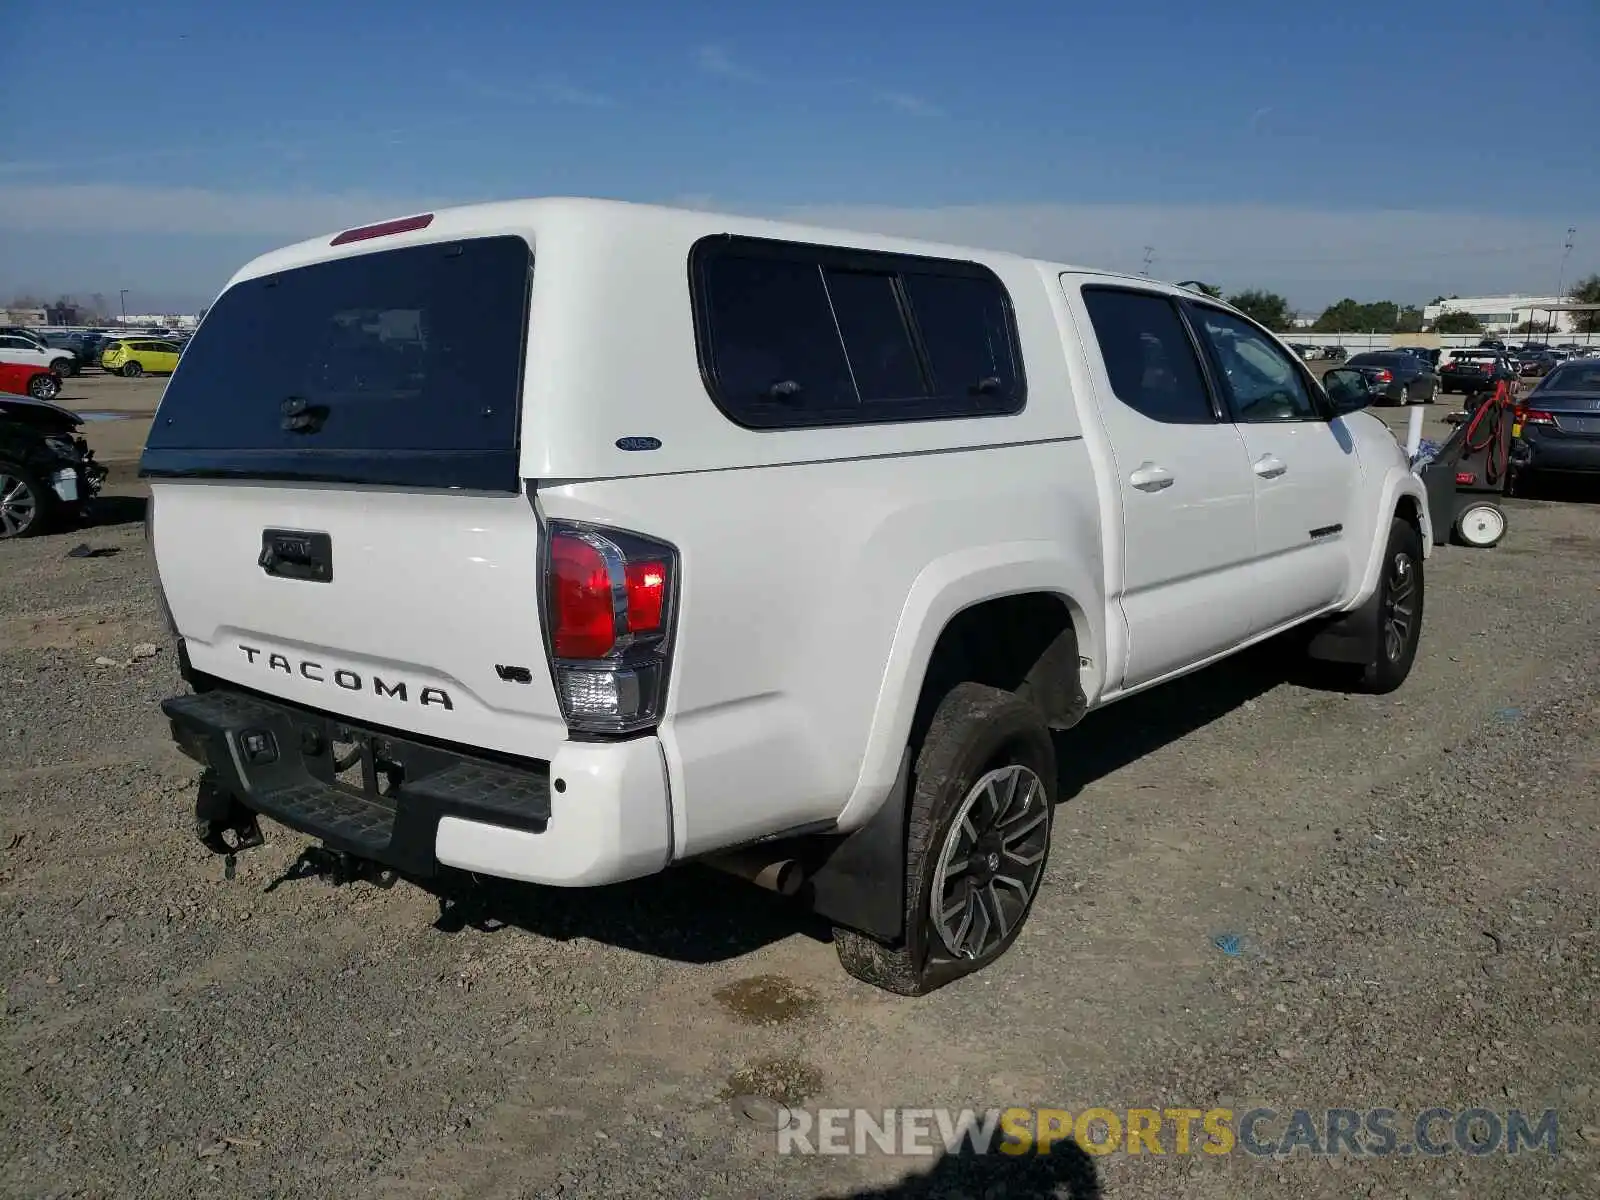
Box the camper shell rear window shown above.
[140,235,533,492]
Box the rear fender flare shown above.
[833,542,1103,833]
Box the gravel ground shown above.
[2,395,1598,1199]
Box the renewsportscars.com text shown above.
[775,1106,1561,1158]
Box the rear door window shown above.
[1081,287,1216,424]
[142,236,533,491]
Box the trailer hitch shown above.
[195,774,265,878]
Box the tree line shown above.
[1186,273,1600,336]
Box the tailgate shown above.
[142,232,568,758]
[151,481,567,758]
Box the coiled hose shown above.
[1460,380,1512,488]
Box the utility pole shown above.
[1140,246,1155,277]
[1553,227,1576,339]
[119,290,129,328]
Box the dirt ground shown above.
[2,375,1598,1199]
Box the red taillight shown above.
[625,561,668,634]
[544,523,678,734]
[1455,471,1476,485]
[550,534,616,659]
[329,212,434,246]
[1521,409,1556,426]
[1375,369,1392,383]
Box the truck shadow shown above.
[407,640,1311,965]
[420,860,836,963]
[821,1140,1101,1199]
[1053,636,1309,801]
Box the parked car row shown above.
[0,326,190,380]
[1285,342,1348,362]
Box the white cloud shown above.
[878,91,943,118]
[0,181,1591,308]
[769,201,1597,305]
[695,44,760,83]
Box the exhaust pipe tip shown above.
[702,849,806,897]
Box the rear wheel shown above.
[26,373,60,401]
[0,462,50,539]
[1397,385,1411,407]
[121,360,143,378]
[51,357,76,377]
[834,682,1056,996]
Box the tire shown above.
[834,682,1056,996]
[1425,380,1438,404]
[0,461,51,539]
[121,360,143,378]
[1452,502,1506,549]
[1355,517,1424,694]
[1397,385,1410,407]
[26,372,60,401]
[51,357,76,377]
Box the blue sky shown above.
[2,0,1597,314]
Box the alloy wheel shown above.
[1382,551,1416,662]
[0,472,40,538]
[930,763,1051,960]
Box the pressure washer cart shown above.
[1413,378,1515,549]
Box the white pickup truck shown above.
[143,198,1430,995]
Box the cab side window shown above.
[1189,306,1320,423]
[1081,287,1215,424]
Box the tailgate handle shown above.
[259,530,333,583]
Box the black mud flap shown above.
[1305,587,1383,665]
[801,750,910,944]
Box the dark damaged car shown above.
[0,392,109,538]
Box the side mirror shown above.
[1322,368,1374,414]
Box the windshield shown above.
[142,235,533,491]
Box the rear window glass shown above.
[1541,363,1600,392]
[692,236,1024,429]
[143,236,532,489]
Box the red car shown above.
[0,360,61,401]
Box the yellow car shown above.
[100,338,182,378]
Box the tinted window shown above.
[142,235,532,492]
[900,272,1019,401]
[1538,363,1600,393]
[1190,306,1320,422]
[1082,288,1214,424]
[694,237,1023,429]
[700,256,856,416]
[823,268,927,402]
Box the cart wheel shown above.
[1452,502,1506,549]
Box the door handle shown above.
[1128,462,1174,492]
[1253,454,1287,479]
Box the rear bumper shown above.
[1515,434,1600,473]
[162,685,673,887]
